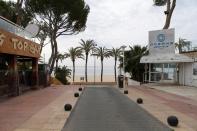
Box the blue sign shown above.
[149,28,175,54]
[157,34,165,42]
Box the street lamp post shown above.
[94,54,96,85]
[121,45,127,89]
[92,44,97,85]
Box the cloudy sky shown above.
[41,0,197,68]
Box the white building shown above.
[140,29,197,87]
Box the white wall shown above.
[184,63,193,86]
[192,62,197,87]
[179,63,183,85]
[179,62,197,87]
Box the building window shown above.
[193,63,197,75]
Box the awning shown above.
[140,53,194,63]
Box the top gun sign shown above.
[149,28,175,55]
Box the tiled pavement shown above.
[125,85,197,131]
[0,84,197,131]
[0,85,80,131]
[146,84,197,101]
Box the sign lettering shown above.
[11,38,40,54]
[0,28,40,58]
[0,32,6,46]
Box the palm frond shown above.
[65,47,84,62]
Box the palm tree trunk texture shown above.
[73,61,75,82]
[85,54,88,82]
[163,0,176,29]
[114,58,117,82]
[101,60,103,82]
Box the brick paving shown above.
[126,85,197,131]
[0,84,197,131]
[0,85,80,131]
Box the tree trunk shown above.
[179,46,182,53]
[48,37,54,71]
[49,38,58,74]
[48,43,54,74]
[16,0,23,25]
[49,33,58,75]
[114,58,117,82]
[163,0,176,29]
[39,37,45,54]
[101,60,103,82]
[56,59,58,71]
[85,53,88,82]
[72,60,75,82]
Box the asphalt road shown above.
[62,87,172,131]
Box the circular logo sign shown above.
[157,34,165,42]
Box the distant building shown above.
[140,29,197,87]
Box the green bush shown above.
[55,66,71,85]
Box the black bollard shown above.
[137,98,143,104]
[167,116,179,127]
[74,92,79,97]
[78,87,83,91]
[124,90,128,94]
[64,104,72,111]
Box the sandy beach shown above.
[68,75,115,82]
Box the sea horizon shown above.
[66,66,119,82]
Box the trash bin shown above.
[118,75,124,88]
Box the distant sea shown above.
[67,66,118,82]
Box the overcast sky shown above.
[40,0,197,67]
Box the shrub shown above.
[55,66,71,85]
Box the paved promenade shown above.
[63,87,172,131]
[126,85,197,131]
[0,84,197,131]
[0,85,79,131]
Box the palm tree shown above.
[79,39,96,82]
[108,47,121,82]
[55,52,67,71]
[175,38,191,53]
[65,47,84,83]
[153,0,176,29]
[94,47,111,82]
[124,45,148,82]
